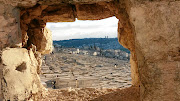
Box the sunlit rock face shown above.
[38,27,53,54]
[1,48,44,100]
[0,0,179,100]
[129,1,180,100]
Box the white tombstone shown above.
[93,52,97,56]
[77,49,80,54]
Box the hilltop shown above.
[53,38,130,53]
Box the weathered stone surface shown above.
[130,2,180,61]
[0,0,179,100]
[0,52,3,100]
[27,44,43,74]
[130,53,139,86]
[76,3,114,20]
[105,0,139,87]
[1,48,44,100]
[117,20,135,52]
[38,0,113,5]
[106,1,135,53]
[38,27,53,54]
[21,5,48,47]
[129,1,180,100]
[41,4,75,22]
[0,5,22,49]
[23,16,52,54]
[0,0,37,7]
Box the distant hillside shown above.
[53,38,130,53]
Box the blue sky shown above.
[46,16,118,40]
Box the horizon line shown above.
[53,37,118,41]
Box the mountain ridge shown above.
[53,38,130,53]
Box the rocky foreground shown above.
[40,52,132,89]
[36,87,139,101]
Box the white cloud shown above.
[46,16,119,40]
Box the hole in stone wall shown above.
[40,17,132,90]
[16,62,27,72]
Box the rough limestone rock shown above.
[129,1,180,101]
[0,0,179,100]
[0,4,22,49]
[25,21,52,54]
[76,3,114,20]
[1,48,44,100]
[41,4,75,22]
[38,0,113,5]
[0,0,38,7]
[38,27,53,54]
[0,52,3,101]
[130,53,139,86]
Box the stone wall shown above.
[0,3,21,49]
[0,0,179,100]
[1,48,44,100]
[129,1,180,100]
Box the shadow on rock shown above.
[91,86,140,101]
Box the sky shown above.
[46,16,119,40]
